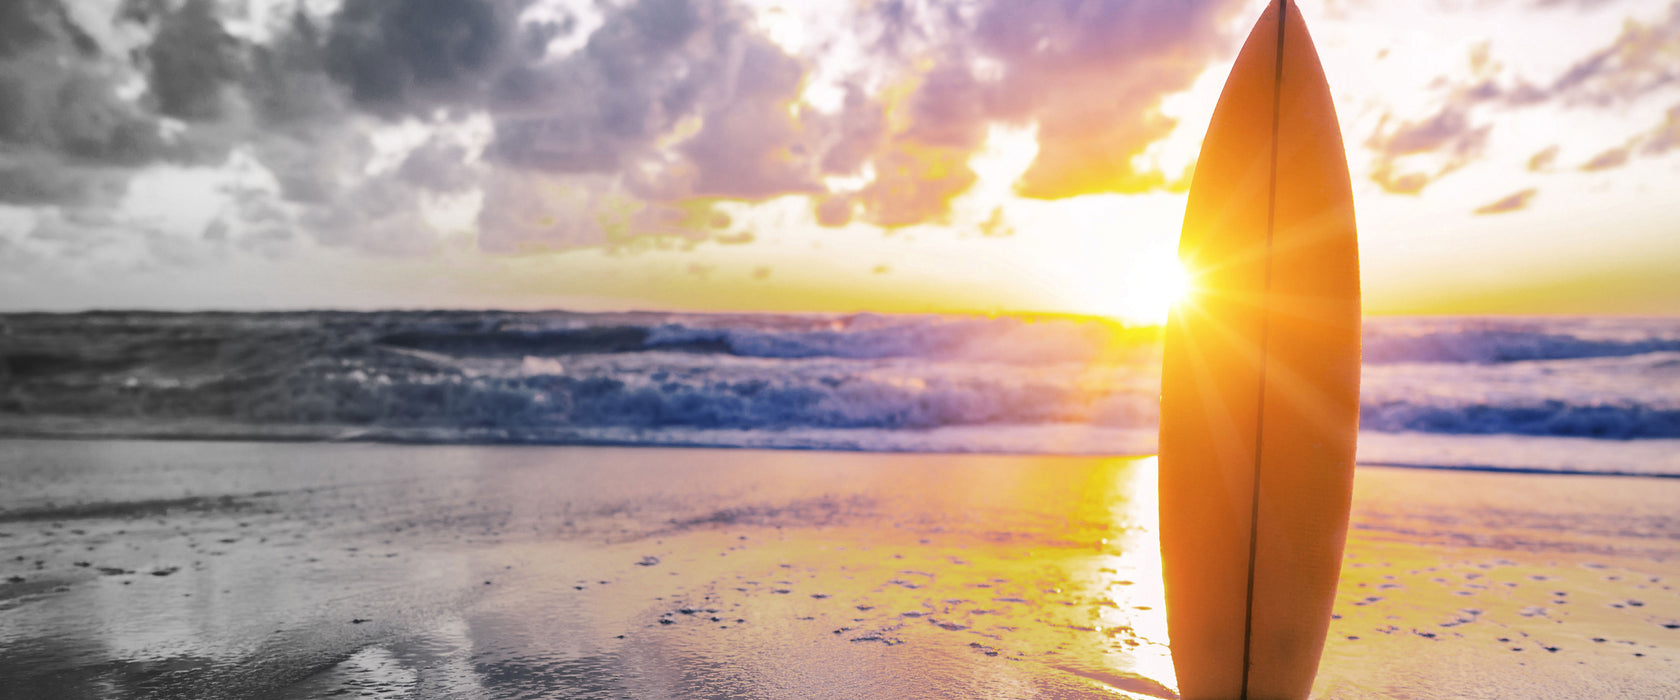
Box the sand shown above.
[1,439,1676,699]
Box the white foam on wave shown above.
[1356,432,1680,478]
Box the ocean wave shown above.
[1363,317,1680,364]
[3,311,1678,451]
[1360,400,1680,439]
[642,314,1148,364]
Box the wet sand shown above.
[1,440,1676,699]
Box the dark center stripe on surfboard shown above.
[1239,1,1290,697]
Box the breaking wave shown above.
[2,311,1677,454]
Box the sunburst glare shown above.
[1088,247,1193,326]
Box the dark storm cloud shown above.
[0,0,99,58]
[324,0,510,117]
[245,10,338,130]
[0,0,182,206]
[0,0,420,261]
[144,0,242,120]
[1473,187,1536,215]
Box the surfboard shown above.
[1157,0,1361,698]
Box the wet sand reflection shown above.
[1,441,1178,698]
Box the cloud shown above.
[1364,163,1427,194]
[397,136,479,193]
[477,0,1248,228]
[0,0,1320,269]
[1580,143,1631,171]
[1641,102,1680,155]
[1364,2,1680,191]
[243,10,341,131]
[1365,104,1491,194]
[144,0,243,121]
[1473,187,1537,215]
[845,59,985,226]
[1460,2,1680,110]
[813,194,854,227]
[0,154,131,207]
[0,1,219,208]
[323,0,509,117]
[804,0,1246,222]
[816,84,887,177]
[1526,144,1559,171]
[0,0,503,264]
[857,141,979,227]
[675,36,819,199]
[1545,2,1680,107]
[977,206,1014,237]
[487,0,731,175]
[975,0,1240,199]
[0,0,98,59]
[485,0,822,206]
[1571,101,1680,172]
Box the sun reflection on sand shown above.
[1039,455,1179,697]
[1090,457,1177,689]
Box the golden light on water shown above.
[1092,456,1178,691]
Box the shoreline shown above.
[4,422,1679,479]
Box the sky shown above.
[0,0,1676,324]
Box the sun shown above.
[1123,254,1192,325]
[1074,247,1192,326]
[1048,244,1193,326]
[1135,256,1193,319]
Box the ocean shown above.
[4,311,1680,699]
[2,310,1676,476]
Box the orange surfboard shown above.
[1157,1,1361,698]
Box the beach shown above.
[2,439,1676,699]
